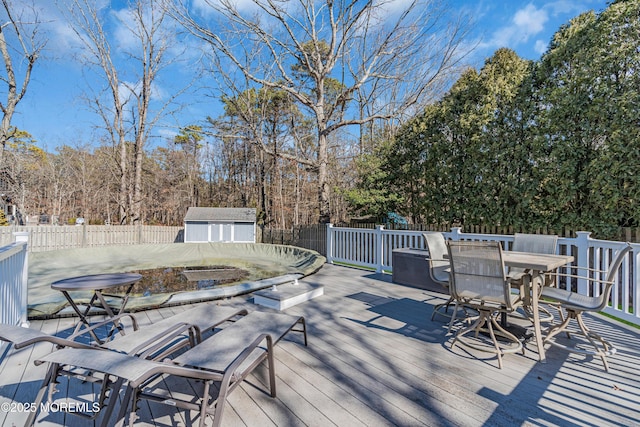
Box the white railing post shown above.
[449,227,463,241]
[575,231,591,294]
[326,223,334,264]
[13,231,30,327]
[375,225,384,273]
[633,248,639,319]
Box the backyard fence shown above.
[261,221,640,256]
[0,225,184,253]
[261,224,327,256]
[325,224,640,326]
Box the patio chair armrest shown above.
[551,272,614,285]
[220,332,276,399]
[558,265,607,274]
[134,322,202,359]
[226,333,274,377]
[0,324,98,350]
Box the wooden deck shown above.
[2,263,640,426]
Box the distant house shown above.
[0,170,17,224]
[183,207,257,243]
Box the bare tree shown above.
[170,0,471,223]
[0,0,44,164]
[61,0,186,224]
[60,0,130,223]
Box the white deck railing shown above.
[326,225,640,326]
[0,232,29,356]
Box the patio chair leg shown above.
[202,380,219,427]
[267,343,277,397]
[492,316,525,357]
[25,362,59,426]
[431,297,454,321]
[544,313,572,343]
[485,315,503,369]
[447,301,460,334]
[300,318,308,346]
[99,377,127,427]
[451,311,485,349]
[559,307,572,339]
[127,387,141,427]
[452,309,522,370]
[545,308,616,372]
[575,312,614,372]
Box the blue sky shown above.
[457,0,609,62]
[8,0,610,152]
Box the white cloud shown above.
[545,0,587,16]
[157,127,178,140]
[192,0,260,16]
[112,8,141,51]
[513,4,548,38]
[534,39,548,55]
[480,3,549,53]
[35,1,115,60]
[374,0,417,16]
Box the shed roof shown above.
[184,207,257,222]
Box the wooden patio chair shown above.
[542,243,632,372]
[33,311,307,427]
[447,240,524,369]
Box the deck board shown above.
[1,263,640,426]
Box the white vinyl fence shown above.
[0,225,184,253]
[326,225,640,326]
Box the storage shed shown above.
[184,207,257,243]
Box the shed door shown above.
[186,221,209,242]
[209,223,232,242]
[234,222,255,242]
[210,223,222,242]
[222,223,233,242]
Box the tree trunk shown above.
[317,130,330,224]
[119,139,128,224]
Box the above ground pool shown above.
[27,242,325,318]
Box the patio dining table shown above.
[501,251,574,362]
